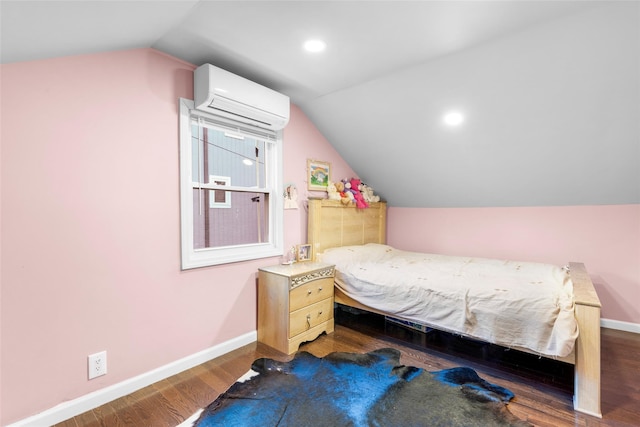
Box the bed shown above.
[307,199,602,418]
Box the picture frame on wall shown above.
[307,159,330,191]
[297,244,312,262]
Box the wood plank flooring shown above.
[55,322,640,427]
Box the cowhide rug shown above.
[186,348,531,427]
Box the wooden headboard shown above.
[307,199,387,260]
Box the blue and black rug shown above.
[189,348,531,426]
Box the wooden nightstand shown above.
[258,262,335,354]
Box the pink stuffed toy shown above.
[349,178,369,209]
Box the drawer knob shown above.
[318,287,323,291]
[307,290,312,295]
[306,314,311,329]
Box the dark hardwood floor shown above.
[56,314,640,427]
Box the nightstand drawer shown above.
[289,298,333,338]
[289,277,334,312]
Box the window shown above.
[179,98,283,269]
[209,175,230,208]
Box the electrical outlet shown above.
[88,351,107,380]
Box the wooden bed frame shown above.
[307,199,602,418]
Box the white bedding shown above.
[318,244,578,357]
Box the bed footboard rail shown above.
[569,262,602,418]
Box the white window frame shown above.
[179,98,283,269]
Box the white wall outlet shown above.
[88,351,107,380]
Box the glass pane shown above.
[193,190,270,249]
[191,123,271,250]
[192,125,266,188]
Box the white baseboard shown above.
[7,319,638,426]
[6,331,257,427]
[601,318,640,334]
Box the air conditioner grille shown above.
[209,104,272,127]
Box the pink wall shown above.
[387,205,640,324]
[0,49,351,425]
[283,105,356,253]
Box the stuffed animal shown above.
[342,179,355,195]
[343,190,354,205]
[334,181,352,205]
[361,183,380,203]
[349,178,369,209]
[327,181,341,201]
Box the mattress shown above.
[318,244,578,357]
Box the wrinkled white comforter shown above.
[318,244,578,357]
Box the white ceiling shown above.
[3,1,637,208]
[1,0,595,106]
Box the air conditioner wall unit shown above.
[194,64,290,131]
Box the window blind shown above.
[190,109,277,142]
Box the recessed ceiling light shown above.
[443,111,465,126]
[304,39,326,53]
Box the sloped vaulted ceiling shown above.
[2,1,638,207]
[301,2,640,207]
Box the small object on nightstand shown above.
[282,245,297,264]
[258,262,335,354]
[296,244,312,262]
